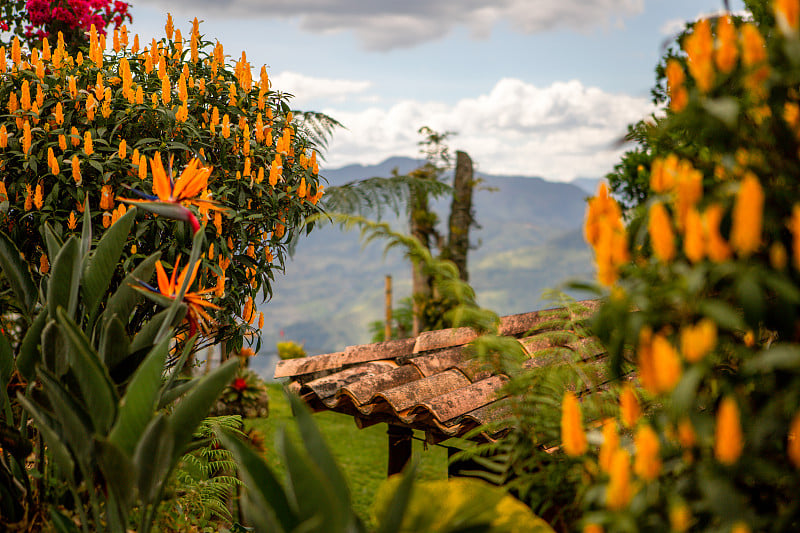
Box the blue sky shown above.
[128,0,747,181]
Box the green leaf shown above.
[49,508,81,533]
[103,251,160,332]
[108,334,169,456]
[702,97,739,128]
[743,344,800,373]
[41,319,68,378]
[699,300,746,331]
[100,314,130,370]
[133,414,175,505]
[96,438,136,525]
[38,369,93,466]
[374,463,417,533]
[155,228,204,343]
[55,307,118,434]
[0,333,13,419]
[168,358,237,454]
[16,310,48,380]
[216,428,295,533]
[0,231,37,315]
[47,237,81,321]
[42,222,63,262]
[16,393,75,478]
[130,307,186,354]
[82,206,136,326]
[80,200,92,258]
[157,379,196,410]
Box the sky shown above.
[126,0,747,182]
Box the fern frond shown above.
[292,110,344,151]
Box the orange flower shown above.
[40,252,49,274]
[100,184,114,210]
[24,184,33,211]
[606,449,632,510]
[652,333,682,392]
[258,312,264,329]
[84,130,94,155]
[54,102,64,125]
[715,15,739,73]
[677,417,696,449]
[118,138,127,159]
[715,397,743,465]
[704,203,732,261]
[22,121,32,155]
[67,211,77,230]
[683,207,705,263]
[72,155,81,184]
[680,318,717,363]
[0,182,7,202]
[670,504,691,532]
[102,212,112,228]
[599,418,619,473]
[730,172,763,256]
[788,204,800,269]
[741,23,769,98]
[619,384,640,428]
[33,184,44,210]
[634,425,661,481]
[789,411,800,468]
[243,296,255,325]
[776,0,800,35]
[0,125,7,148]
[685,18,714,92]
[561,391,587,456]
[585,183,628,286]
[648,202,676,262]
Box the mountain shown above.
[251,157,595,379]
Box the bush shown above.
[276,339,306,360]
[0,18,331,352]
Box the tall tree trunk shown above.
[444,151,475,281]
[409,173,435,335]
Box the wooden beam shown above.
[387,424,413,476]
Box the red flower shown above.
[232,377,248,392]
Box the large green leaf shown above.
[80,199,92,259]
[38,369,93,467]
[103,251,160,331]
[374,463,417,533]
[96,438,136,528]
[0,333,13,419]
[16,393,75,477]
[0,231,37,315]
[168,358,237,453]
[743,344,800,373]
[16,310,48,380]
[216,428,296,533]
[108,335,170,456]
[100,315,131,371]
[133,414,174,505]
[82,207,136,326]
[41,318,68,378]
[56,307,118,433]
[130,306,186,354]
[42,222,63,262]
[47,237,81,321]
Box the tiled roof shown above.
[274,300,606,443]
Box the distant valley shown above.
[251,156,599,379]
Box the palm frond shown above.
[292,110,344,152]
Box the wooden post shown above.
[387,424,413,476]
[385,275,392,341]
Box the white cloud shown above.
[136,0,644,51]
[270,71,372,104]
[320,78,655,182]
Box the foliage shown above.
[0,206,238,532]
[276,339,306,360]
[1,0,132,50]
[155,415,245,531]
[573,3,800,531]
[370,296,414,342]
[0,18,333,353]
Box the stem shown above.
[68,483,91,533]
[77,460,104,532]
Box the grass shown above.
[246,383,449,523]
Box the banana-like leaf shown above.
[129,306,186,354]
[168,358,237,454]
[82,207,136,328]
[43,222,63,262]
[41,319,68,378]
[0,231,37,315]
[108,334,170,456]
[80,199,92,259]
[103,251,160,331]
[47,237,81,321]
[16,311,48,381]
[56,307,118,434]
[0,333,13,419]
[96,438,136,526]
[157,379,196,410]
[133,414,174,505]
[158,333,197,401]
[100,315,130,371]
[216,428,296,532]
[49,508,81,533]
[16,393,75,477]
[38,369,93,467]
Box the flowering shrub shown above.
[568,2,800,531]
[1,0,131,50]
[0,18,327,350]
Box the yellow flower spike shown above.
[680,318,717,363]
[136,86,144,105]
[228,82,237,106]
[165,13,174,40]
[178,74,188,102]
[598,418,619,473]
[113,28,120,53]
[561,391,587,456]
[7,93,18,113]
[20,80,30,110]
[649,202,676,262]
[12,36,21,67]
[94,72,105,101]
[770,242,788,270]
[35,84,44,107]
[118,139,127,159]
[84,131,93,156]
[243,296,255,325]
[48,148,59,176]
[776,0,800,35]
[731,522,751,533]
[704,203,732,262]
[215,272,226,298]
[34,184,44,210]
[0,125,7,149]
[652,333,682,392]
[68,76,78,98]
[731,172,763,256]
[208,243,215,260]
[637,326,660,394]
[161,76,171,106]
[100,184,114,211]
[120,25,129,47]
[40,252,49,274]
[788,412,800,468]
[67,211,77,230]
[744,330,755,347]
[174,29,183,54]
[684,207,705,263]
[665,59,688,112]
[158,54,167,80]
[298,177,307,198]
[0,47,5,72]
[620,384,640,428]
[606,448,633,510]
[677,417,696,449]
[221,114,231,138]
[86,94,97,121]
[214,211,223,236]
[24,184,33,211]
[22,121,32,155]
[144,53,153,74]
[227,236,234,250]
[715,15,739,73]
[132,34,140,54]
[54,102,64,125]
[634,425,661,481]
[138,158,148,180]
[715,396,743,465]
[71,155,81,184]
[788,204,800,269]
